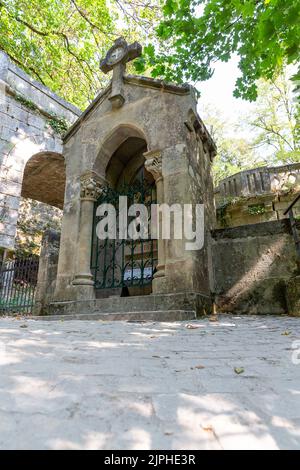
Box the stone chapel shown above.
[51,38,216,318]
[0,39,299,318]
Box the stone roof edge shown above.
[63,85,112,142]
[63,75,193,142]
[0,51,81,117]
[124,74,191,95]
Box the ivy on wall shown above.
[248,204,266,216]
[47,113,69,135]
[14,93,69,136]
[15,94,38,111]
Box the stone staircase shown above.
[33,292,211,321]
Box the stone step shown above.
[47,292,211,317]
[31,309,196,322]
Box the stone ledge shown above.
[211,219,299,240]
[46,292,212,317]
[30,310,196,322]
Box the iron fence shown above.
[0,257,39,315]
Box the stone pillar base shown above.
[152,276,169,294]
[153,264,165,279]
[286,276,300,316]
[73,273,94,286]
[74,284,96,301]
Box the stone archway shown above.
[16,151,65,256]
[91,128,157,298]
[93,124,148,178]
[21,151,65,209]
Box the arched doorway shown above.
[17,151,65,256]
[91,133,157,298]
[21,151,65,209]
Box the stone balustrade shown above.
[216,162,300,199]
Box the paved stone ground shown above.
[0,315,299,450]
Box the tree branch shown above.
[3,50,46,85]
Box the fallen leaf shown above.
[281,331,291,336]
[202,425,214,433]
[194,364,205,369]
[186,324,200,329]
[234,367,245,375]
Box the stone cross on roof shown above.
[100,37,142,109]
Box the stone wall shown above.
[15,197,62,256]
[34,230,60,316]
[0,51,80,251]
[211,219,299,314]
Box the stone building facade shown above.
[0,51,80,256]
[0,42,299,317]
[51,38,217,316]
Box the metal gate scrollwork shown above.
[91,179,157,290]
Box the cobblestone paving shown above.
[0,315,299,449]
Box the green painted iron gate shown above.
[91,179,157,291]
[0,257,39,314]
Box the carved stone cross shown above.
[100,37,142,109]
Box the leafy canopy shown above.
[0,0,159,109]
[205,72,300,185]
[137,0,300,101]
[249,71,300,164]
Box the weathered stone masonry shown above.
[0,51,80,252]
[0,45,299,316]
[212,219,299,314]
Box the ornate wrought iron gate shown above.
[91,180,157,290]
[0,257,39,314]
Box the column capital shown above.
[80,171,105,201]
[143,150,163,182]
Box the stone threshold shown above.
[31,309,196,322]
[45,292,212,318]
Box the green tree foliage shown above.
[205,71,299,185]
[202,105,264,184]
[139,0,300,101]
[249,71,300,164]
[0,0,159,109]
[15,198,62,256]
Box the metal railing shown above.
[0,257,39,315]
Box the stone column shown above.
[73,171,103,291]
[144,150,165,279]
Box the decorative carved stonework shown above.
[100,37,142,73]
[80,172,104,201]
[144,151,162,182]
